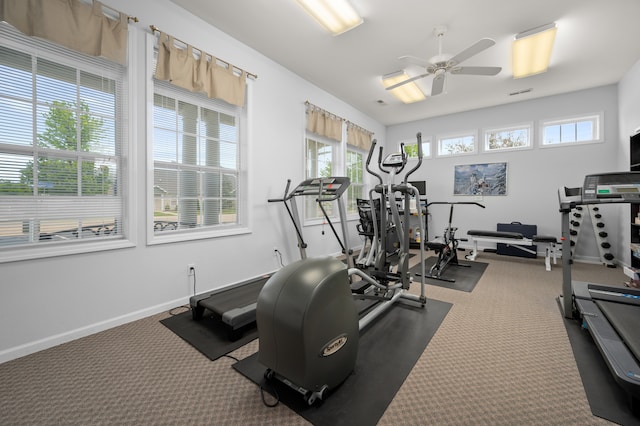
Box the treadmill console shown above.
[291,177,350,198]
[582,172,640,202]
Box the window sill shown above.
[148,226,251,245]
[0,239,136,264]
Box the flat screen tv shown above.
[409,180,426,196]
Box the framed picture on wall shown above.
[454,162,507,196]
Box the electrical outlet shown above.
[188,263,196,275]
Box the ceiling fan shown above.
[386,25,502,96]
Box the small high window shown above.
[541,113,602,146]
[484,123,532,152]
[437,132,476,156]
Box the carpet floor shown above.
[234,298,451,426]
[0,250,631,425]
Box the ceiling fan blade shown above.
[431,73,445,96]
[451,66,502,76]
[398,55,432,68]
[385,73,429,90]
[448,38,495,65]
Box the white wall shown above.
[1,1,637,364]
[386,85,621,261]
[0,0,385,362]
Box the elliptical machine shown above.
[356,135,425,290]
[256,133,427,405]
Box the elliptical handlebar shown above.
[365,139,383,185]
[395,143,407,175]
[377,146,389,174]
[404,132,423,184]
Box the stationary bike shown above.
[425,202,484,282]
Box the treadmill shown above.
[190,274,272,341]
[189,177,354,341]
[558,172,640,414]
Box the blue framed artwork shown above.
[454,162,507,196]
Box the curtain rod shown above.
[305,101,374,135]
[149,25,257,80]
[304,101,345,122]
[347,121,374,136]
[79,0,138,22]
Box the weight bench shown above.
[466,230,558,271]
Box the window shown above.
[303,107,371,221]
[437,131,476,156]
[401,136,431,159]
[152,84,245,239]
[541,113,602,146]
[0,24,129,260]
[305,134,336,220]
[345,148,364,215]
[484,123,532,152]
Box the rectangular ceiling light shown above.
[512,23,557,78]
[382,71,426,104]
[295,0,363,35]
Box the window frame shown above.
[482,122,533,153]
[345,146,365,217]
[304,131,339,224]
[539,112,603,148]
[401,136,432,159]
[436,130,477,157]
[147,36,250,245]
[0,23,135,263]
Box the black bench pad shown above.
[426,241,447,250]
[533,235,557,243]
[467,230,523,239]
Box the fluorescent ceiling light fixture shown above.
[295,0,363,35]
[382,71,426,104]
[512,22,557,78]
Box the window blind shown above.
[0,23,128,251]
[152,77,243,236]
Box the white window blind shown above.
[305,134,336,221]
[345,148,363,215]
[0,23,128,254]
[152,81,243,236]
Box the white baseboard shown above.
[0,296,189,365]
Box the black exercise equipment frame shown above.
[423,201,484,282]
[558,172,640,415]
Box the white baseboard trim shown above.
[0,296,189,365]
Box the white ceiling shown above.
[170,0,640,126]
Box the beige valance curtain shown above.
[0,0,129,65]
[154,31,248,107]
[306,104,343,142]
[347,122,373,151]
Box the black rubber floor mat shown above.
[233,298,452,426]
[161,311,257,360]
[409,256,488,292]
